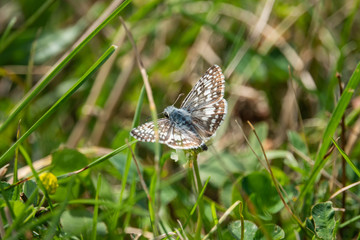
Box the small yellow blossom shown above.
[39,173,59,194]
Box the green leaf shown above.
[200,151,246,188]
[254,224,285,240]
[241,172,284,219]
[305,218,316,234]
[51,148,88,175]
[12,200,28,218]
[60,209,107,237]
[110,153,139,182]
[331,138,360,178]
[270,167,290,186]
[265,150,300,174]
[229,220,258,239]
[229,220,258,240]
[300,62,360,201]
[92,175,115,201]
[0,181,14,200]
[23,180,38,205]
[160,185,177,205]
[311,202,336,240]
[287,130,308,156]
[51,178,81,202]
[200,154,237,188]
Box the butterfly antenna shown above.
[172,93,185,106]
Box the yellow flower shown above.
[39,173,59,194]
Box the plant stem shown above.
[191,151,204,239]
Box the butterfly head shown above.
[163,106,175,118]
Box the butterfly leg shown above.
[200,143,208,151]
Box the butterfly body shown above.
[164,106,193,130]
[131,65,227,150]
[164,105,208,150]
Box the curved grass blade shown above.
[0,0,56,53]
[331,138,360,178]
[0,45,117,167]
[299,62,360,201]
[0,17,17,49]
[0,0,131,133]
[109,86,144,232]
[4,187,39,239]
[57,140,137,180]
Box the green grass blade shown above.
[128,85,158,233]
[331,138,360,178]
[4,187,39,239]
[0,16,17,49]
[0,0,56,53]
[12,123,20,201]
[43,177,75,240]
[183,177,210,228]
[131,86,146,129]
[91,174,101,240]
[56,140,137,180]
[299,62,360,201]
[148,171,158,234]
[339,215,360,228]
[6,208,54,240]
[0,0,131,133]
[210,202,221,238]
[122,179,137,234]
[0,183,15,220]
[19,145,54,210]
[109,86,144,232]
[0,45,117,167]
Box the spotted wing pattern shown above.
[130,118,172,143]
[130,118,202,149]
[191,98,227,139]
[166,124,203,149]
[180,65,225,112]
[131,65,227,150]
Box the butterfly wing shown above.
[131,65,226,150]
[191,98,227,139]
[131,118,203,149]
[180,65,225,112]
[181,65,227,140]
[130,118,172,143]
[165,124,203,149]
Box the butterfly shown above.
[130,65,227,151]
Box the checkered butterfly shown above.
[130,65,227,150]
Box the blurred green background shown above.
[0,0,360,239]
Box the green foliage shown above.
[60,209,107,238]
[242,172,284,220]
[306,202,336,240]
[229,220,285,240]
[23,180,38,205]
[0,0,360,239]
[0,181,14,201]
[229,220,258,239]
[51,148,88,175]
